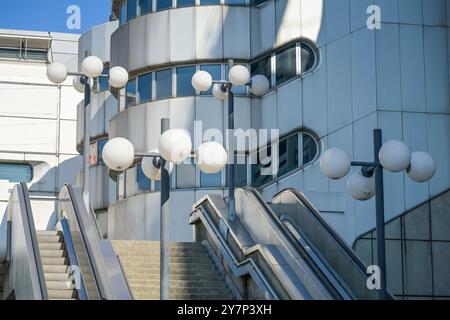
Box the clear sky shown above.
[0,0,111,34]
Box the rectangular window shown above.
[156,69,172,100]
[119,1,127,25]
[98,139,108,161]
[200,64,221,96]
[276,44,297,86]
[138,73,152,103]
[251,55,271,87]
[201,0,221,4]
[177,66,196,97]
[139,0,152,15]
[25,49,48,61]
[200,172,221,188]
[277,134,298,177]
[137,164,152,191]
[225,64,246,95]
[0,163,33,183]
[177,0,196,7]
[126,78,137,107]
[98,66,110,92]
[235,154,248,188]
[157,0,172,10]
[302,133,317,166]
[225,0,246,5]
[251,147,274,188]
[127,0,137,20]
[176,160,196,188]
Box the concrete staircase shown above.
[112,241,234,300]
[37,230,78,300]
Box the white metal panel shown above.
[351,28,376,120]
[303,162,328,192]
[223,6,251,60]
[374,0,399,23]
[325,0,350,44]
[170,7,195,62]
[300,0,325,47]
[59,120,78,154]
[424,26,449,114]
[399,25,426,112]
[195,97,224,138]
[127,106,146,152]
[399,0,423,24]
[427,114,450,197]
[195,6,223,60]
[260,91,277,130]
[260,1,276,52]
[350,0,373,32]
[275,0,301,47]
[376,23,401,111]
[233,97,252,133]
[144,100,170,151]
[423,0,447,26]
[326,35,352,133]
[250,7,261,57]
[169,97,196,136]
[149,11,170,66]
[276,79,302,135]
[129,16,149,71]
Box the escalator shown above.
[190,187,393,300]
[0,183,132,300]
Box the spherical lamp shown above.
[250,75,270,96]
[81,56,104,78]
[228,65,250,87]
[109,66,129,88]
[319,147,351,180]
[197,141,228,174]
[102,137,135,171]
[212,84,228,100]
[141,150,174,181]
[379,140,411,172]
[407,151,436,182]
[47,63,68,84]
[159,129,192,164]
[347,171,375,201]
[192,70,212,92]
[72,76,93,93]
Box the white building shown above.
[76,0,450,299]
[0,29,82,237]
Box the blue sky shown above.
[0,0,111,34]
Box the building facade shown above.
[0,29,82,248]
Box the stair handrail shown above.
[1,183,48,299]
[190,196,279,300]
[58,184,133,300]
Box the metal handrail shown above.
[190,198,278,300]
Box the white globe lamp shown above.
[347,171,375,201]
[73,76,85,93]
[81,56,104,78]
[159,129,192,164]
[250,75,270,96]
[109,66,129,88]
[47,62,68,84]
[141,151,174,181]
[212,84,228,100]
[319,147,351,180]
[379,140,411,172]
[407,151,436,182]
[197,142,228,174]
[192,70,212,92]
[228,65,250,87]
[102,137,135,171]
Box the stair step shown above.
[39,250,67,258]
[46,281,75,290]
[119,260,216,268]
[133,293,232,300]
[36,230,62,236]
[45,272,73,282]
[38,242,66,250]
[130,286,231,295]
[122,272,224,281]
[41,257,69,266]
[43,265,71,273]
[37,235,63,244]
[127,279,229,289]
[47,289,78,299]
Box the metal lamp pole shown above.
[351,128,387,299]
[160,118,170,300]
[80,76,91,209]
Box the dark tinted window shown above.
[276,44,297,85]
[138,73,152,103]
[156,69,172,100]
[0,163,33,183]
[177,66,196,97]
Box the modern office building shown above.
[1,0,449,301]
[0,28,82,236]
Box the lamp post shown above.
[191,62,270,222]
[101,121,227,300]
[319,128,436,299]
[47,57,129,209]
